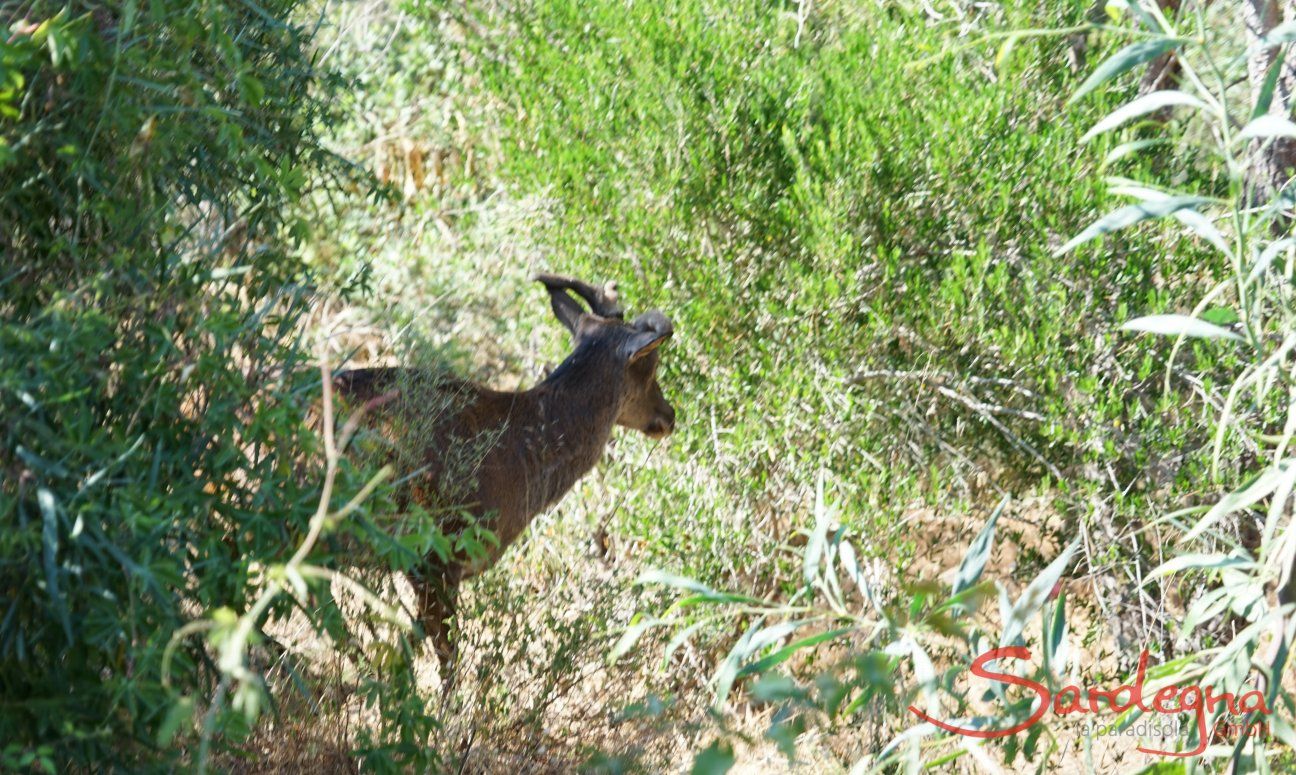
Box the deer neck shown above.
[520,344,624,512]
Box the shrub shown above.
[0,1,357,767]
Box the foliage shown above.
[1066,0,1296,765]
[443,0,1229,593]
[0,0,378,768]
[6,0,1294,769]
[606,0,1296,769]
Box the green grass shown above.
[429,0,1226,579]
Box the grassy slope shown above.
[301,0,1235,768]
[458,0,1221,578]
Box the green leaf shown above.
[1200,307,1239,326]
[1081,90,1207,142]
[37,488,72,644]
[156,696,195,745]
[1183,461,1296,543]
[690,741,735,775]
[239,73,265,106]
[804,469,832,585]
[1056,196,1211,255]
[1000,539,1078,647]
[953,496,1007,596]
[735,627,854,679]
[1120,313,1243,342]
[1146,553,1257,580]
[751,672,804,703]
[1070,38,1187,105]
[995,33,1021,75]
[1236,115,1296,143]
[1253,50,1288,119]
[1045,591,1068,675]
[766,715,807,760]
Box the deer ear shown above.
[623,329,670,363]
[545,288,586,335]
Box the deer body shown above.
[334,275,675,672]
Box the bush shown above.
[0,1,356,767]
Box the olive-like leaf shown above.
[609,617,660,664]
[1069,38,1187,105]
[1248,238,1294,284]
[1056,196,1212,255]
[1253,50,1289,119]
[1182,461,1296,544]
[1120,313,1244,342]
[804,469,832,585]
[953,496,1008,597]
[1146,553,1258,580]
[1173,209,1230,255]
[38,488,73,644]
[1000,539,1078,648]
[1262,19,1296,47]
[1081,90,1207,142]
[691,741,735,775]
[1236,115,1296,143]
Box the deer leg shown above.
[411,562,462,683]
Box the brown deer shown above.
[333,274,676,671]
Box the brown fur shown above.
[333,276,675,674]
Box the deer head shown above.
[535,273,676,439]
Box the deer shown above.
[332,274,676,674]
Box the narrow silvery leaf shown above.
[908,638,937,700]
[1173,209,1230,255]
[636,569,760,603]
[1180,587,1229,640]
[1237,115,1296,142]
[1103,138,1168,166]
[662,620,705,668]
[1070,38,1187,105]
[1183,461,1294,543]
[1082,90,1207,142]
[804,470,832,585]
[876,722,938,764]
[1000,539,1078,648]
[1106,179,1176,201]
[610,618,656,664]
[1249,238,1294,284]
[1146,553,1257,580]
[1116,0,1165,32]
[1056,196,1211,255]
[1262,20,1296,46]
[38,488,73,643]
[1120,314,1244,342]
[1263,459,1296,553]
[953,496,1007,596]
